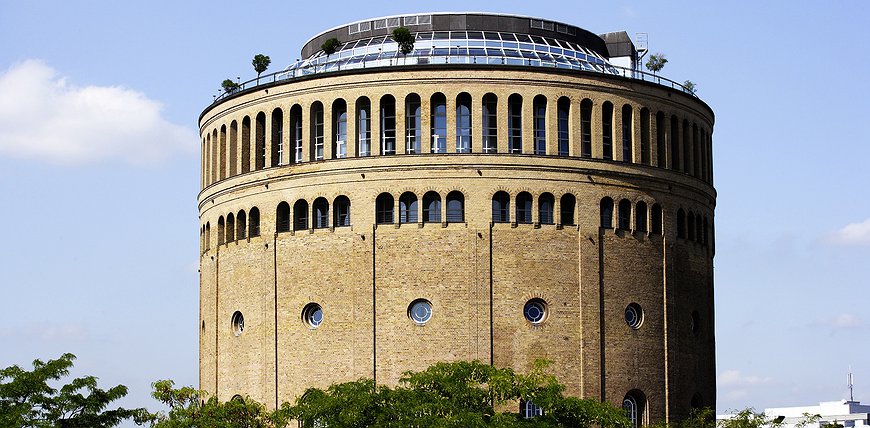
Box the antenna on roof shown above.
[848,367,854,401]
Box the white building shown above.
[765,400,870,428]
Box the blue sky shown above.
[1,0,868,417]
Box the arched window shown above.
[560,194,576,225]
[356,97,371,156]
[376,193,394,224]
[622,390,646,428]
[399,192,418,223]
[271,108,283,166]
[311,102,325,160]
[650,204,662,235]
[276,202,291,233]
[237,210,247,240]
[696,213,703,243]
[655,111,665,168]
[687,210,695,241]
[241,116,251,173]
[249,207,260,237]
[516,192,532,224]
[291,105,303,163]
[533,95,547,155]
[635,201,647,233]
[294,200,309,231]
[229,120,238,176]
[677,208,686,239]
[521,400,543,419]
[423,192,441,223]
[405,94,421,154]
[446,191,464,223]
[670,115,680,171]
[621,104,633,162]
[430,93,447,153]
[600,197,614,228]
[255,112,266,170]
[602,102,613,160]
[211,130,218,183]
[682,119,691,173]
[508,94,523,153]
[703,216,709,246]
[313,197,329,229]
[580,99,593,158]
[219,125,227,179]
[618,199,631,230]
[380,95,396,155]
[226,213,235,243]
[204,222,211,250]
[640,108,650,165]
[482,93,498,153]
[334,196,351,227]
[538,192,555,224]
[693,123,700,177]
[217,216,225,245]
[492,192,510,223]
[558,97,570,156]
[456,93,472,153]
[333,99,347,158]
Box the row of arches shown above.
[598,197,664,234]
[202,92,713,188]
[200,207,261,252]
[276,196,351,232]
[374,191,466,224]
[677,208,711,246]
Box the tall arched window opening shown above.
[482,93,498,153]
[538,193,555,224]
[670,115,680,171]
[236,210,247,240]
[560,194,576,225]
[357,97,371,156]
[508,94,523,153]
[696,213,703,243]
[311,102,324,161]
[376,193,394,224]
[677,209,686,238]
[640,108,650,165]
[294,200,309,231]
[655,112,665,168]
[622,390,646,428]
[204,222,211,250]
[446,191,465,223]
[241,116,251,173]
[618,199,631,230]
[276,202,291,233]
[516,192,533,224]
[456,93,472,153]
[621,104,633,162]
[580,99,593,158]
[217,217,225,245]
[334,196,351,227]
[693,123,700,178]
[533,95,547,155]
[271,108,283,166]
[249,207,260,237]
[229,120,238,176]
[380,95,396,155]
[492,192,510,223]
[290,105,303,163]
[600,197,614,228]
[650,204,663,235]
[333,99,347,159]
[682,119,691,173]
[423,192,441,223]
[255,112,266,170]
[602,102,613,160]
[399,192,418,223]
[226,213,235,243]
[430,93,447,153]
[405,94,421,154]
[687,210,696,241]
[635,201,647,233]
[219,126,227,180]
[703,216,709,245]
[211,130,217,183]
[557,97,570,156]
[313,197,329,229]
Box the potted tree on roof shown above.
[252,54,271,85]
[391,27,415,65]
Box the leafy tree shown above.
[683,80,697,95]
[649,407,715,428]
[645,53,668,74]
[719,408,784,428]
[252,54,271,85]
[221,79,239,94]
[391,27,415,55]
[0,353,148,428]
[321,38,341,56]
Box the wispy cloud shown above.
[816,313,861,329]
[718,370,772,387]
[826,219,870,246]
[0,322,89,342]
[0,59,196,165]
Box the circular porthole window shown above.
[302,303,324,329]
[231,311,245,336]
[408,299,432,325]
[624,303,643,329]
[523,298,548,324]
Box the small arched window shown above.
[687,211,695,241]
[580,99,593,158]
[237,210,247,240]
[271,108,283,166]
[423,192,441,223]
[622,390,646,428]
[241,116,251,173]
[291,104,303,163]
[356,97,371,157]
[334,196,350,227]
[677,209,686,239]
[602,102,613,160]
[560,194,576,225]
[635,201,647,233]
[538,193,555,225]
[640,108,650,165]
[516,192,533,224]
[205,222,211,250]
[446,191,464,223]
[293,200,309,231]
[655,111,666,168]
[333,99,348,158]
[533,95,547,155]
[376,193,394,224]
[482,93,498,153]
[276,202,291,233]
[557,97,570,156]
[405,94,421,154]
[492,192,510,223]
[600,197,614,229]
[456,93,472,153]
[650,204,663,235]
[219,125,227,179]
[621,104,633,162]
[226,213,235,242]
[217,216,225,245]
[399,192,418,223]
[249,207,260,237]
[313,197,329,229]
[430,93,447,153]
[618,199,631,230]
[255,112,266,170]
[508,94,523,153]
[311,102,325,161]
[381,96,398,155]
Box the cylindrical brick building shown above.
[198,12,715,425]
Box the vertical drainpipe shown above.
[274,233,279,409]
[598,228,606,402]
[214,248,219,398]
[372,224,377,384]
[489,222,494,367]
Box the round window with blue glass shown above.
[408,299,432,325]
[523,299,547,324]
[303,303,323,329]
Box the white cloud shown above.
[816,313,861,329]
[0,322,89,342]
[718,370,772,387]
[826,219,870,246]
[0,59,196,165]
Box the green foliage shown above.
[221,79,239,94]
[683,80,697,94]
[321,38,341,55]
[645,53,668,74]
[252,54,271,84]
[285,360,630,427]
[0,353,148,428]
[649,407,715,428]
[391,27,415,55]
[719,408,783,428]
